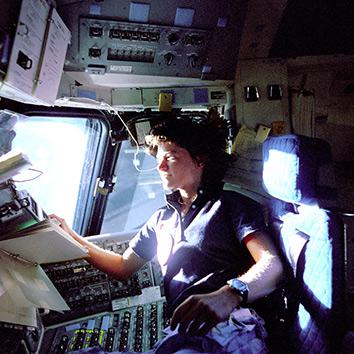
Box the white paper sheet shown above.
[0,251,69,326]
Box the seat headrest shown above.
[262,134,337,206]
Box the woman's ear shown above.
[195,156,205,169]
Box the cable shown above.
[11,168,44,182]
[99,101,157,173]
[61,97,157,173]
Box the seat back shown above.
[262,134,345,353]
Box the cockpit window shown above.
[11,116,108,232]
[100,140,165,233]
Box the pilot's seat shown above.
[262,134,346,353]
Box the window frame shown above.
[12,105,116,236]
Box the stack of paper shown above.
[0,219,88,326]
[1,219,88,264]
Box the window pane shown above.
[12,116,106,229]
[101,141,165,233]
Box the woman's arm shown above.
[170,230,284,335]
[49,214,146,280]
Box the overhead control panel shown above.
[79,17,210,78]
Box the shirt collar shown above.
[165,182,224,209]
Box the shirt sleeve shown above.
[128,210,160,261]
[226,191,268,243]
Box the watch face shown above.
[228,279,249,297]
[227,279,249,306]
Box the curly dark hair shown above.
[145,117,230,186]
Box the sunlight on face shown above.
[155,142,202,192]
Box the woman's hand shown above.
[49,214,80,240]
[170,285,241,336]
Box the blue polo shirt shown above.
[129,184,267,313]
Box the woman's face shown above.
[156,141,203,192]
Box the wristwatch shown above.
[227,278,249,306]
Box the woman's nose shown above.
[158,157,168,171]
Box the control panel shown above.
[79,17,210,78]
[0,192,167,354]
[40,300,167,353]
[0,183,45,236]
[42,239,164,326]
[0,320,43,354]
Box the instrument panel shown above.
[41,239,164,326]
[40,299,167,353]
[39,237,167,353]
[79,17,210,78]
[0,234,166,354]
